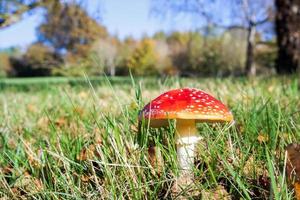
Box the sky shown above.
[0,0,196,49]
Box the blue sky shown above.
[0,0,195,49]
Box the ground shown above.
[0,76,299,199]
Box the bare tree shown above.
[91,39,119,76]
[275,0,300,73]
[151,0,274,76]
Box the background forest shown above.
[0,0,299,78]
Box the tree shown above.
[127,39,159,76]
[151,0,274,76]
[8,43,62,77]
[38,1,108,62]
[0,0,40,28]
[275,0,300,73]
[90,38,119,76]
[0,0,51,28]
[166,31,195,76]
[116,37,137,75]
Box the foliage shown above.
[0,0,43,28]
[0,53,10,77]
[38,1,108,62]
[255,42,277,71]
[89,38,120,76]
[151,0,274,76]
[126,39,159,76]
[8,43,62,77]
[116,37,137,76]
[166,31,247,76]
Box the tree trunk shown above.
[245,25,256,76]
[275,0,300,74]
[110,65,116,76]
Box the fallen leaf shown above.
[130,124,138,133]
[55,117,67,127]
[73,106,85,116]
[37,117,50,130]
[13,174,43,194]
[81,175,90,182]
[257,133,269,144]
[78,91,88,99]
[23,142,43,169]
[27,104,38,113]
[243,155,266,177]
[286,143,300,200]
[148,146,163,175]
[77,144,96,161]
[268,85,274,92]
[202,185,231,200]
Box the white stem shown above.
[175,119,202,172]
[177,143,196,170]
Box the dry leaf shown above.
[37,117,50,130]
[23,142,43,169]
[148,146,163,174]
[243,155,265,177]
[78,91,88,99]
[257,133,269,144]
[81,175,90,182]
[73,107,85,116]
[286,143,300,200]
[295,182,300,200]
[55,117,67,127]
[202,185,231,200]
[77,144,97,161]
[7,138,17,149]
[268,85,274,92]
[286,144,300,182]
[1,166,13,175]
[27,104,38,113]
[130,124,138,132]
[236,123,245,134]
[14,174,43,193]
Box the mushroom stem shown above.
[175,119,202,173]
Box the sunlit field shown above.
[0,76,299,199]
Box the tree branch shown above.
[0,1,42,29]
[253,17,270,26]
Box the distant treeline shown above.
[0,1,277,77]
[0,30,277,78]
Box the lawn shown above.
[0,76,299,199]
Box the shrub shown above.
[8,43,62,77]
[126,39,159,76]
[0,53,11,77]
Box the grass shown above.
[0,76,299,199]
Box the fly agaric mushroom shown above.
[139,88,233,184]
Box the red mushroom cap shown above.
[139,88,233,125]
